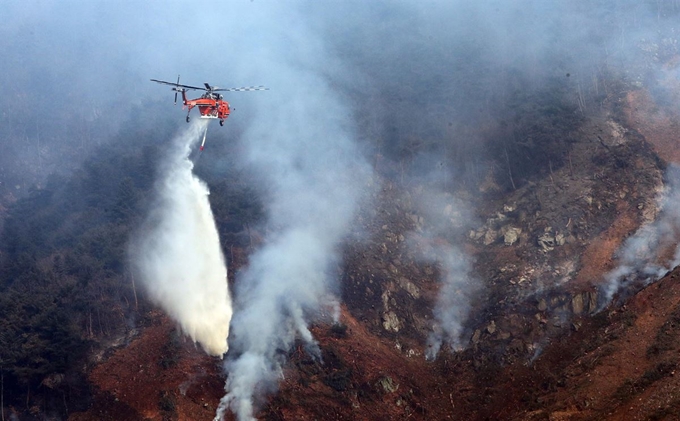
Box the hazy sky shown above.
[1,0,676,163]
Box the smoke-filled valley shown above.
[4,1,680,420]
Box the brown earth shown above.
[69,312,226,421]
[624,82,680,165]
[572,209,637,289]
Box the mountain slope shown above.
[65,78,680,421]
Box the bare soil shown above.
[69,312,226,421]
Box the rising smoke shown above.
[419,236,477,359]
[211,4,372,419]
[129,121,232,357]
[600,164,680,309]
[404,164,478,359]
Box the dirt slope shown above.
[69,312,226,421]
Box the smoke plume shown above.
[130,121,232,356]
[215,98,369,419]
[405,167,478,359]
[423,239,476,359]
[600,164,680,308]
[209,4,372,419]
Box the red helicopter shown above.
[151,76,267,146]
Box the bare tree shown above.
[1,364,4,421]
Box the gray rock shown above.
[397,277,421,299]
[470,228,485,241]
[484,229,499,245]
[471,329,482,344]
[382,311,402,332]
[377,376,399,393]
[572,294,584,315]
[502,226,522,246]
[587,291,598,313]
[538,233,556,251]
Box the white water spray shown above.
[130,121,232,356]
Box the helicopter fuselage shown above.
[181,91,230,124]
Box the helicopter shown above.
[151,76,268,148]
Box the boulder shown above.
[382,311,402,332]
[484,229,499,245]
[502,226,522,246]
[571,294,584,315]
[397,277,421,299]
[377,376,399,393]
[538,232,556,251]
[471,329,482,344]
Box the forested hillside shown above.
[0,66,615,420]
[0,111,265,417]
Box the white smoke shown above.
[423,241,476,359]
[130,120,232,357]
[600,164,680,309]
[406,185,477,360]
[210,6,371,417]
[214,110,369,420]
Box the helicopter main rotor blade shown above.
[150,79,206,91]
[151,78,268,93]
[212,86,270,92]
